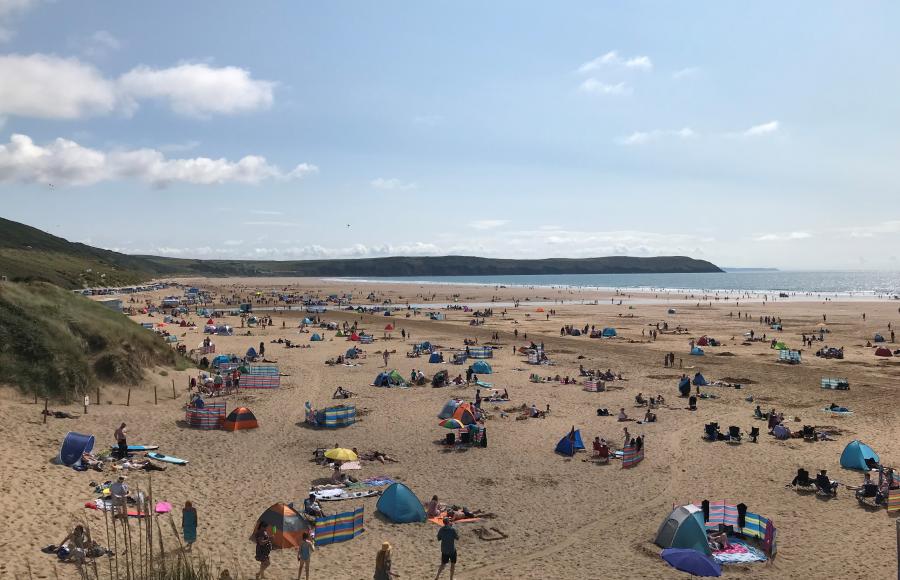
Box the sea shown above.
[327,271,900,299]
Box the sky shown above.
[1,1,899,270]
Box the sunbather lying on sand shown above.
[42,409,78,419]
[444,505,495,521]
[359,450,399,464]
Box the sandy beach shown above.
[4,277,899,579]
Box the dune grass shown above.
[0,281,186,399]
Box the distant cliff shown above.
[0,216,722,288]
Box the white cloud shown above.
[78,30,121,58]
[118,63,274,117]
[753,232,812,242]
[0,54,276,119]
[579,79,631,96]
[0,0,40,42]
[0,54,119,119]
[249,210,284,216]
[0,133,317,187]
[578,51,652,73]
[371,177,417,191]
[742,121,779,137]
[469,219,509,230]
[843,220,900,239]
[672,67,700,80]
[618,127,696,146]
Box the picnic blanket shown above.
[360,476,396,487]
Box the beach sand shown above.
[3,277,898,579]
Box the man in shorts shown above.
[434,517,459,579]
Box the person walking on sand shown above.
[374,541,399,580]
[383,350,390,367]
[296,531,314,580]
[434,517,459,580]
[182,501,197,549]
[254,522,272,579]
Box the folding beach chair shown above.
[727,426,742,444]
[592,445,610,464]
[748,426,760,443]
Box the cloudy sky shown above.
[1,1,899,270]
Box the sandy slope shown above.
[4,278,899,579]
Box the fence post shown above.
[172,379,176,399]
[126,389,131,407]
[43,398,48,423]
[96,386,101,405]
[154,386,158,405]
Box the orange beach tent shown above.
[224,407,258,430]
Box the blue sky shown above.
[1,1,899,269]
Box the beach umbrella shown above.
[439,418,465,429]
[324,448,358,462]
[660,548,721,577]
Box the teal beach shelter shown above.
[840,440,879,471]
[376,483,426,523]
[655,505,711,555]
[471,360,492,374]
[555,429,585,456]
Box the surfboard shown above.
[126,445,159,451]
[147,452,188,465]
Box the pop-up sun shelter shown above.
[376,483,426,523]
[602,327,617,337]
[255,503,309,549]
[59,432,95,466]
[840,440,879,470]
[690,346,704,356]
[373,370,406,387]
[692,373,707,386]
[311,333,323,341]
[875,346,893,357]
[224,407,258,430]
[874,333,885,343]
[428,352,443,363]
[471,360,492,374]
[438,399,463,419]
[655,504,710,555]
[555,429,585,456]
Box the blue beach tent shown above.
[602,327,617,337]
[376,483,426,523]
[471,361,492,374]
[840,440,879,471]
[555,429,585,456]
[690,347,704,356]
[59,432,95,466]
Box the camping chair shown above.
[704,423,719,442]
[855,484,884,507]
[815,473,838,497]
[727,426,742,444]
[802,425,816,441]
[748,426,760,443]
[634,394,648,407]
[791,469,816,491]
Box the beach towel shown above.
[711,539,767,564]
[314,489,379,501]
[339,461,361,471]
[361,476,397,487]
[428,512,482,525]
[821,407,852,416]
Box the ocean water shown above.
[330,271,900,296]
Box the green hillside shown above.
[0,216,722,290]
[0,281,184,398]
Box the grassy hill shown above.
[0,216,722,289]
[0,281,184,399]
